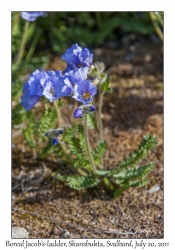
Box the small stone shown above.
[12,226,29,238]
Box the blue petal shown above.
[61,44,82,66]
[79,48,93,66]
[89,105,96,112]
[62,62,77,75]
[52,137,59,146]
[68,67,89,83]
[21,94,40,111]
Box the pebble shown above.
[12,226,29,238]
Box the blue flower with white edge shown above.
[21,69,48,110]
[21,12,44,22]
[73,80,97,104]
[62,43,93,68]
[43,75,73,102]
[22,69,47,96]
[42,70,62,102]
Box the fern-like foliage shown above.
[22,110,36,148]
[12,79,23,100]
[113,162,154,179]
[62,124,91,170]
[114,178,150,189]
[39,140,54,158]
[110,134,158,175]
[37,104,57,143]
[62,125,80,142]
[54,174,99,190]
[67,175,99,190]
[12,103,26,127]
[92,140,107,162]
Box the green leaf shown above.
[107,87,113,93]
[110,134,158,175]
[114,178,150,188]
[22,110,35,148]
[54,173,68,182]
[37,104,57,143]
[62,125,79,142]
[95,170,110,177]
[92,140,107,162]
[39,141,54,158]
[129,179,150,188]
[12,103,26,127]
[113,162,154,179]
[67,175,99,190]
[102,76,111,92]
[23,126,35,148]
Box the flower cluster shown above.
[21,43,97,116]
[21,12,44,22]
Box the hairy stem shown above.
[53,100,71,162]
[98,84,104,141]
[97,84,104,167]
[84,113,96,174]
[53,101,61,127]
[15,21,30,67]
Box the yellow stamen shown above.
[82,92,91,99]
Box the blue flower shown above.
[23,69,47,96]
[62,43,93,68]
[21,69,71,110]
[74,108,84,118]
[73,80,97,104]
[21,12,44,22]
[68,67,89,83]
[43,75,73,102]
[21,69,47,110]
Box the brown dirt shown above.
[12,37,163,239]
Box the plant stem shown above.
[84,113,96,174]
[26,28,42,61]
[149,12,163,42]
[53,101,61,127]
[15,21,30,67]
[53,100,71,162]
[12,12,20,30]
[97,84,104,167]
[98,84,104,141]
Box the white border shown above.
[1,0,175,248]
